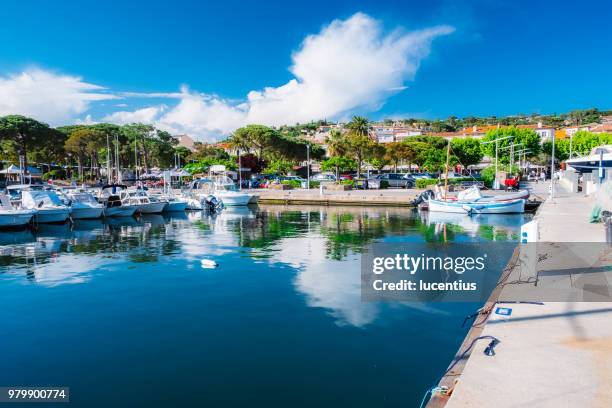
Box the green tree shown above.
[174,146,193,166]
[0,115,51,171]
[367,143,388,172]
[384,142,406,172]
[65,129,98,180]
[325,129,349,157]
[451,137,483,168]
[321,156,356,180]
[228,125,277,161]
[482,127,540,162]
[121,124,156,172]
[263,158,293,175]
[148,129,178,168]
[188,142,230,162]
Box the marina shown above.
[0,204,528,407]
[0,1,610,405]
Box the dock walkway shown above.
[431,182,612,408]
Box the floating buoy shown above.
[201,259,218,268]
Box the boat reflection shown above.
[0,205,528,325]
[420,210,525,241]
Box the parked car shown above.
[411,173,433,179]
[371,173,415,188]
[311,173,336,182]
[281,176,307,183]
[440,172,462,179]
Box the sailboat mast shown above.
[443,140,451,201]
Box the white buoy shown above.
[201,259,218,268]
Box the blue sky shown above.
[0,0,610,140]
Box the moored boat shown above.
[428,197,525,214]
[0,194,36,227]
[208,165,255,206]
[16,188,70,223]
[164,198,188,212]
[120,190,167,214]
[64,190,105,219]
[98,185,139,217]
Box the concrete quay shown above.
[249,187,541,210]
[251,188,419,206]
[429,181,612,408]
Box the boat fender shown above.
[201,259,218,268]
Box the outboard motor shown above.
[412,189,435,205]
[204,195,222,213]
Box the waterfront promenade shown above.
[431,182,612,407]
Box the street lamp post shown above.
[238,150,242,191]
[481,133,513,190]
[550,133,555,200]
[306,144,310,190]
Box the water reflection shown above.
[0,205,528,324]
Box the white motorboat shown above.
[185,178,223,211]
[566,145,612,173]
[207,165,255,206]
[64,190,104,219]
[19,188,71,223]
[157,170,188,212]
[0,194,36,227]
[98,185,139,217]
[163,197,188,212]
[120,190,167,214]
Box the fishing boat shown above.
[98,185,138,217]
[16,187,71,223]
[451,185,530,202]
[426,142,526,215]
[63,190,105,219]
[428,197,526,214]
[0,194,36,227]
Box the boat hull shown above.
[428,198,525,214]
[466,199,525,214]
[185,198,203,210]
[164,201,187,212]
[105,205,137,217]
[70,206,104,219]
[34,208,71,223]
[217,192,253,206]
[137,202,167,214]
[0,210,35,227]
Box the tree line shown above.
[0,115,180,180]
[0,113,610,182]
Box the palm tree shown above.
[346,116,373,178]
[325,129,349,157]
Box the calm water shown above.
[0,206,527,407]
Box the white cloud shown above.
[0,68,116,125]
[103,105,166,125]
[0,13,452,141]
[245,13,453,125]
